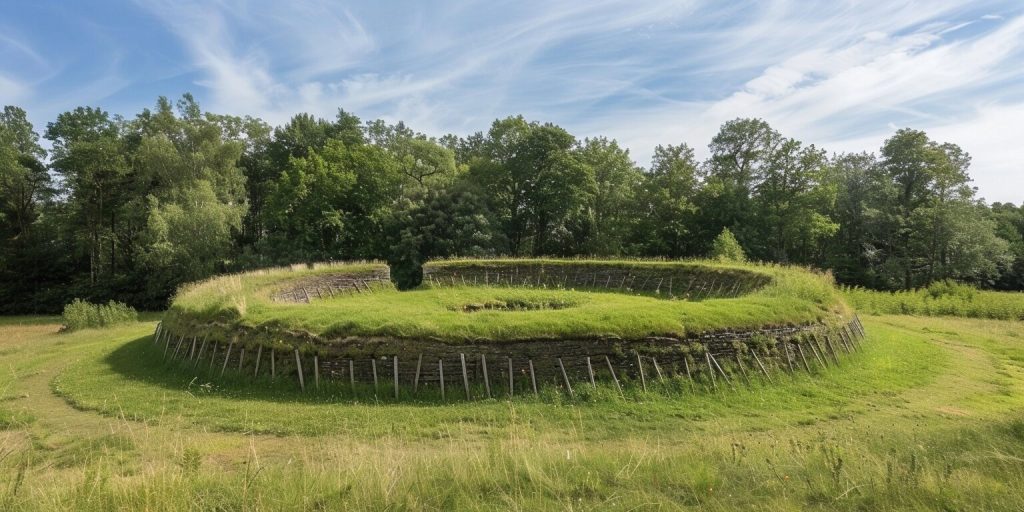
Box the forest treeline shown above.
[1,94,1022,313]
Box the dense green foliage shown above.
[162,259,845,342]
[710,228,746,262]
[1,315,1022,509]
[60,299,138,331]
[2,96,1022,313]
[843,280,1024,320]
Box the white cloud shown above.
[0,74,26,101]
[821,103,1024,204]
[11,0,1021,203]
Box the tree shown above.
[0,106,51,240]
[710,228,745,262]
[633,143,700,257]
[45,107,129,283]
[870,129,1009,288]
[262,139,401,261]
[699,118,783,257]
[991,202,1024,290]
[366,121,459,191]
[575,137,642,255]
[131,95,250,296]
[755,138,837,263]
[143,180,245,286]
[386,180,505,288]
[827,152,880,284]
[468,116,593,256]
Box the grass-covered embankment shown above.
[163,259,849,343]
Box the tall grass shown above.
[60,299,138,331]
[843,280,1024,320]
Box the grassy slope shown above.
[1,315,1022,510]
[165,259,847,343]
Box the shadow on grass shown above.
[101,335,615,407]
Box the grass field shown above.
[2,314,1022,510]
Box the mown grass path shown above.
[1,315,1022,510]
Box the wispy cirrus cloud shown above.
[4,0,1024,201]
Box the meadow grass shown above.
[163,259,847,343]
[842,283,1024,320]
[1,315,1022,510]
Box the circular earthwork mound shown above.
[154,259,866,399]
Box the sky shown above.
[2,0,1023,203]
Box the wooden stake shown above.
[349,360,354,391]
[270,350,276,379]
[193,336,209,369]
[528,359,538,396]
[393,356,399,399]
[808,337,827,368]
[586,356,596,388]
[209,343,218,373]
[188,337,197,360]
[315,355,320,391]
[481,355,491,398]
[635,351,647,392]
[855,314,867,338]
[220,340,234,377]
[824,336,841,365]
[153,322,162,345]
[254,345,262,376]
[460,353,470,400]
[782,340,794,373]
[237,347,245,372]
[414,354,423,393]
[850,323,864,346]
[751,350,773,384]
[704,352,718,391]
[841,327,857,352]
[709,352,732,387]
[294,349,305,392]
[605,356,623,395]
[734,353,751,386]
[171,335,185,360]
[508,357,514,397]
[371,358,379,396]
[836,330,851,353]
[161,329,172,358]
[558,358,574,398]
[683,357,695,391]
[796,342,812,373]
[438,359,445,400]
[651,357,665,383]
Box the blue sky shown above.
[2,1,1023,202]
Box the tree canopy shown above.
[0,95,1020,312]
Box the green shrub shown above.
[61,299,138,331]
[710,228,746,262]
[924,279,976,300]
